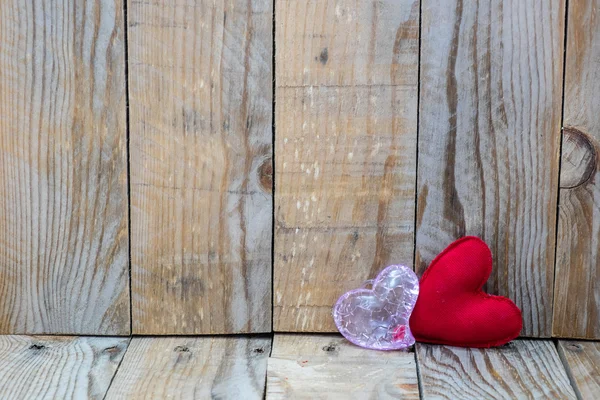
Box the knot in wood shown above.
[174,345,190,353]
[104,346,119,354]
[258,159,273,193]
[560,128,597,189]
[566,343,583,352]
[322,343,338,353]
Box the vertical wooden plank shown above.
[553,0,600,339]
[558,341,600,398]
[0,336,129,399]
[105,336,271,399]
[274,0,420,331]
[0,0,130,334]
[266,334,420,399]
[128,0,273,334]
[416,341,577,399]
[417,0,565,337]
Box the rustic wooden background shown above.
[0,0,597,339]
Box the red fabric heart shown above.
[410,236,522,348]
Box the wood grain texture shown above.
[105,336,271,399]
[558,341,600,399]
[0,335,128,400]
[416,340,576,399]
[128,0,273,334]
[267,334,419,399]
[274,0,420,332]
[553,0,600,339]
[416,0,565,337]
[0,0,130,334]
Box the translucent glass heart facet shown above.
[332,265,419,350]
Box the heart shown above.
[409,236,523,348]
[333,265,419,350]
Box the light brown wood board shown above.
[128,0,273,334]
[274,0,420,332]
[553,0,600,339]
[266,334,420,399]
[416,340,577,399]
[416,0,566,337]
[558,340,600,399]
[0,0,130,334]
[105,336,271,399]
[0,335,129,399]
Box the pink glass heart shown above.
[332,265,419,350]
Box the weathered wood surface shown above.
[0,336,128,400]
[558,341,600,399]
[0,0,130,334]
[553,0,600,339]
[416,0,565,337]
[128,0,273,334]
[274,0,420,332]
[105,336,271,399]
[266,334,419,399]
[416,340,576,399]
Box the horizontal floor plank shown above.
[0,336,129,400]
[267,334,419,399]
[105,336,271,399]
[416,340,577,399]
[558,341,600,399]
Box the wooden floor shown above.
[0,334,597,399]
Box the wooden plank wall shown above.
[553,0,600,339]
[274,0,420,332]
[0,0,598,339]
[416,0,565,338]
[128,0,273,334]
[0,0,130,334]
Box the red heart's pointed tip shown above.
[411,236,524,348]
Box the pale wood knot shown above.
[104,346,119,354]
[560,128,597,189]
[315,48,328,65]
[174,345,190,353]
[322,343,338,353]
[566,342,583,352]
